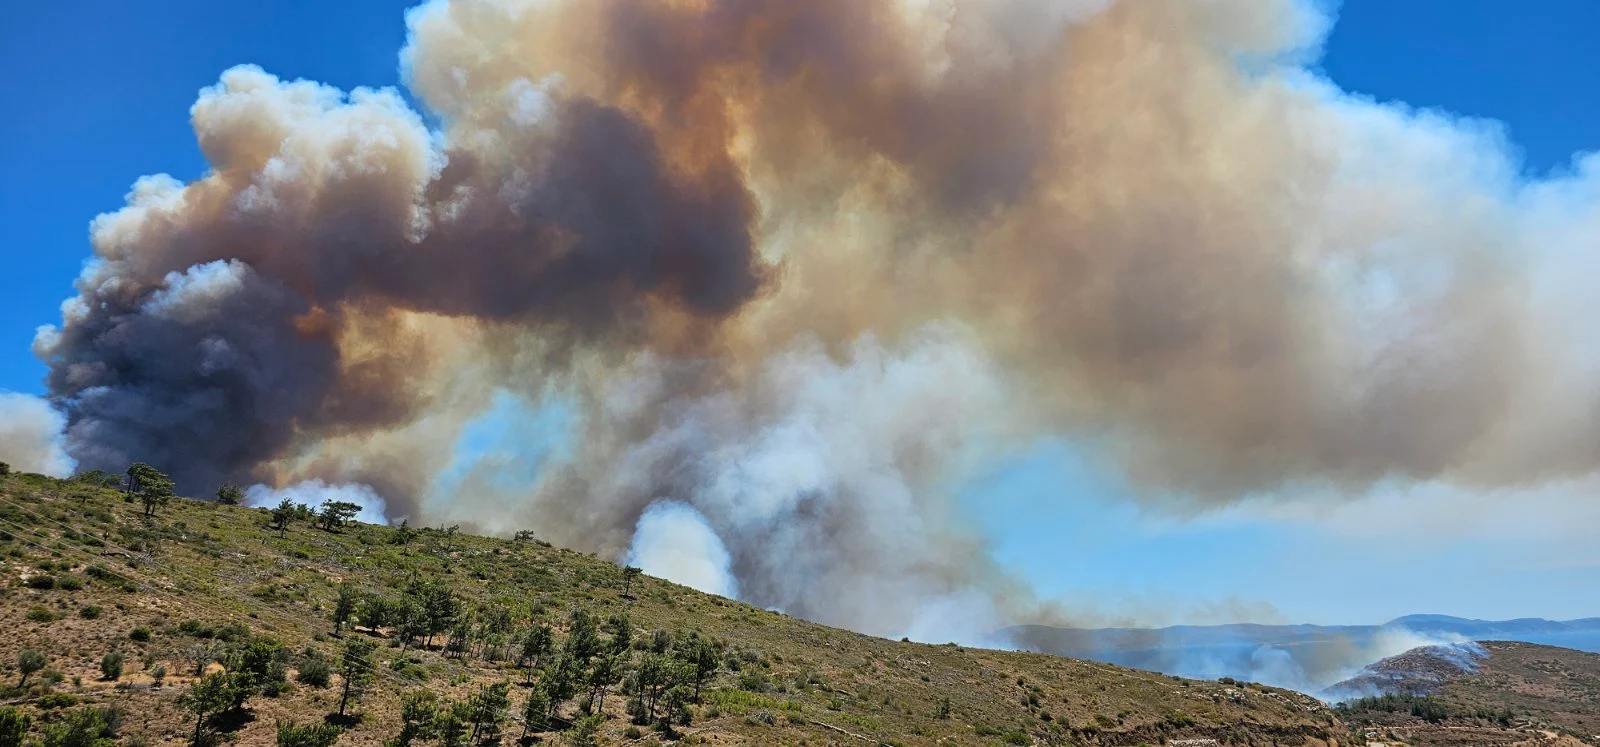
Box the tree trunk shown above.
[339,676,352,716]
[193,713,204,745]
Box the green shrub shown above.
[83,566,120,583]
[16,649,46,685]
[0,706,29,747]
[100,651,124,681]
[213,621,251,642]
[56,576,83,592]
[34,693,77,710]
[77,606,102,619]
[295,650,331,688]
[24,576,55,590]
[129,627,151,642]
[38,706,120,747]
[275,719,342,747]
[25,607,58,624]
[738,671,771,693]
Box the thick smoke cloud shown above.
[36,63,764,498]
[31,0,1600,636]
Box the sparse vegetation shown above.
[0,469,1343,746]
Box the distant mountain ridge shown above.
[1000,616,1600,695]
[1383,614,1600,637]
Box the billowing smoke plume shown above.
[31,0,1600,636]
[0,393,74,477]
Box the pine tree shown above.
[126,463,175,517]
[465,682,510,746]
[607,613,633,655]
[331,584,359,636]
[583,654,622,715]
[337,637,376,717]
[563,608,601,666]
[519,688,551,741]
[215,484,244,505]
[271,498,295,537]
[563,715,602,747]
[317,501,361,532]
[519,624,553,683]
[540,655,579,719]
[180,672,237,746]
[436,701,472,747]
[387,691,440,747]
[680,636,722,702]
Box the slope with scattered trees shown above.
[0,468,1342,746]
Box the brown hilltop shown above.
[1332,641,1600,747]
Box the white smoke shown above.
[598,325,1023,638]
[626,501,738,598]
[245,480,391,525]
[0,392,75,477]
[1226,627,1472,694]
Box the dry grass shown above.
[0,472,1342,746]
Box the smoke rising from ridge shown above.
[31,0,1600,636]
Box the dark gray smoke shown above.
[36,68,764,498]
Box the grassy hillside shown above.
[0,470,1342,746]
[1333,642,1600,746]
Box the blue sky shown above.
[3,1,1598,625]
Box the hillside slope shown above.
[1001,618,1600,693]
[0,471,1343,746]
[1330,642,1600,745]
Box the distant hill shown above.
[1385,615,1600,644]
[0,471,1345,747]
[1329,641,1600,745]
[1000,617,1600,694]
